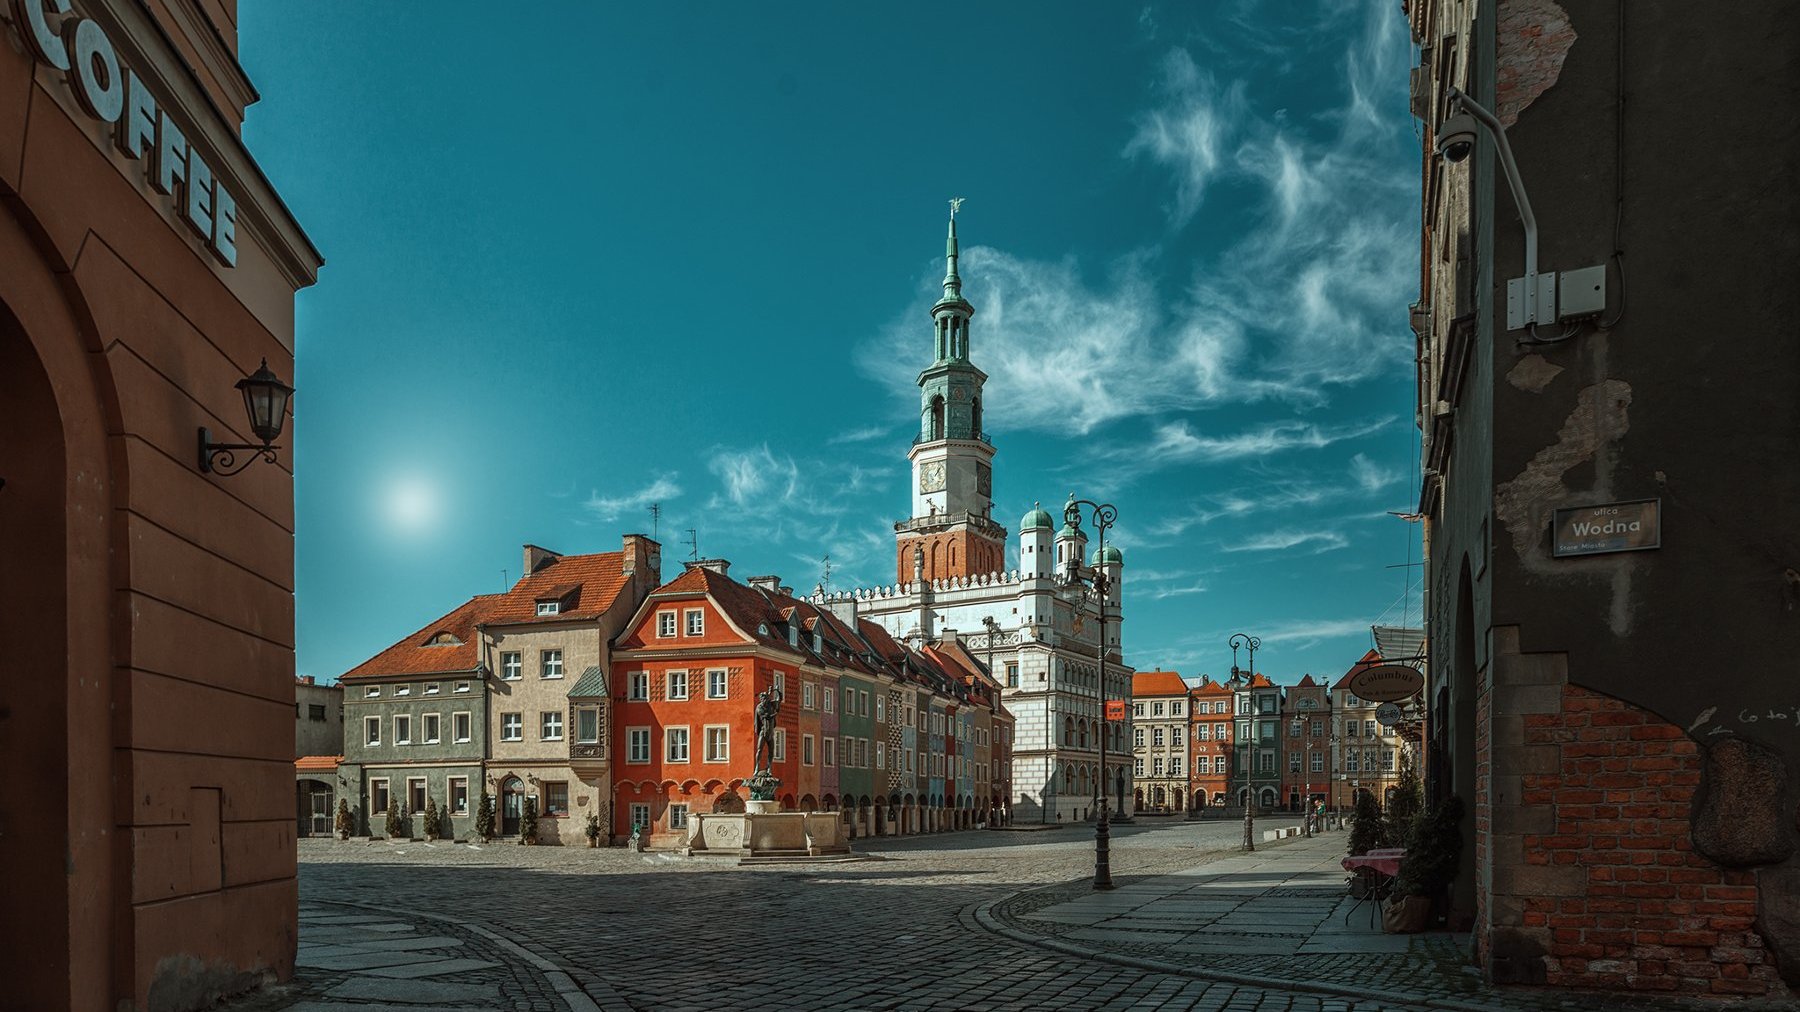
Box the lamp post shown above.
[1229,633,1260,852]
[1063,494,1117,891]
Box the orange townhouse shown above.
[1189,675,1235,812]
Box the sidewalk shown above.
[223,899,626,1012]
[976,831,1767,1012]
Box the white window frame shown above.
[802,733,815,766]
[422,713,440,744]
[365,685,380,698]
[626,727,651,763]
[501,652,522,680]
[394,714,412,745]
[449,776,469,814]
[823,737,836,767]
[576,707,600,744]
[875,697,885,721]
[666,725,690,763]
[536,600,560,616]
[370,778,390,814]
[541,649,563,679]
[657,611,677,637]
[684,608,704,636]
[425,682,440,695]
[501,712,523,742]
[668,803,690,829]
[1311,752,1325,773]
[803,682,815,709]
[364,716,381,746]
[541,710,563,741]
[704,724,730,763]
[707,669,728,699]
[876,742,885,769]
[395,684,410,697]
[407,777,427,813]
[454,681,470,694]
[823,687,835,713]
[453,711,472,743]
[773,728,787,761]
[629,802,650,830]
[667,670,689,700]
[627,671,649,701]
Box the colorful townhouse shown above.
[1281,674,1331,812]
[1129,670,1191,812]
[1332,650,1403,811]
[1189,676,1234,810]
[339,535,660,844]
[1231,672,1284,808]
[609,560,1012,847]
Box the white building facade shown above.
[822,208,1135,823]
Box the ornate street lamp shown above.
[199,359,294,476]
[1229,633,1260,851]
[1063,493,1117,891]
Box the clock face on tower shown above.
[976,462,992,497]
[919,461,947,493]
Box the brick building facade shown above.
[1409,0,1799,997]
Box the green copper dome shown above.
[1021,502,1054,531]
[1090,545,1123,566]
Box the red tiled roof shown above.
[342,548,638,681]
[1245,672,1276,689]
[1192,677,1233,698]
[1297,674,1318,687]
[296,755,342,772]
[1331,649,1384,690]
[1132,670,1189,697]
[482,552,629,624]
[341,594,499,680]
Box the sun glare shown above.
[385,478,439,534]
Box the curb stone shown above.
[335,899,631,1012]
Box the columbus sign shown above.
[1346,664,1424,704]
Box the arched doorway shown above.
[1238,787,1250,808]
[500,777,524,835]
[297,778,334,836]
[1194,789,1207,810]
[1289,791,1301,811]
[0,303,71,1009]
[1260,788,1276,808]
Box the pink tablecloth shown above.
[1342,853,1404,877]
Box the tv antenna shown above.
[821,554,833,594]
[682,528,699,562]
[648,502,662,540]
[501,569,509,591]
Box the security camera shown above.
[1436,110,1478,162]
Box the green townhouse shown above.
[338,595,494,838]
[835,670,878,836]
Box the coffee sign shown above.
[1552,499,1660,558]
[1346,663,1424,703]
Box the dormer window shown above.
[426,631,461,646]
[537,601,560,616]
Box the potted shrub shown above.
[475,792,495,842]
[584,813,602,848]
[423,796,441,840]
[383,799,401,840]
[1347,790,1384,856]
[1384,795,1466,933]
[1383,760,1422,850]
[520,796,539,845]
[334,799,354,841]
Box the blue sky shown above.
[243,2,1424,686]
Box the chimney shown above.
[621,533,661,582]
[682,558,730,575]
[297,675,315,686]
[523,544,559,576]
[825,595,858,629]
[746,574,782,593]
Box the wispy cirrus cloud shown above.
[857,6,1416,436]
[1223,529,1348,554]
[1349,452,1401,493]
[583,474,681,522]
[828,425,890,446]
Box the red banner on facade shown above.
[1105,700,1127,721]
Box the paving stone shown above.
[324,977,501,1003]
[360,957,503,979]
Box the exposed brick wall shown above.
[1493,679,1787,997]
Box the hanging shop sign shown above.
[1346,663,1424,703]
[1104,700,1127,722]
[1551,499,1660,558]
[6,0,239,265]
[1375,702,1404,726]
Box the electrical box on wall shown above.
[1557,265,1608,320]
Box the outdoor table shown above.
[1341,850,1405,927]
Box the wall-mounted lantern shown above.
[198,359,293,476]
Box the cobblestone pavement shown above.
[225,819,1791,1012]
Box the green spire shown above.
[942,197,964,302]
